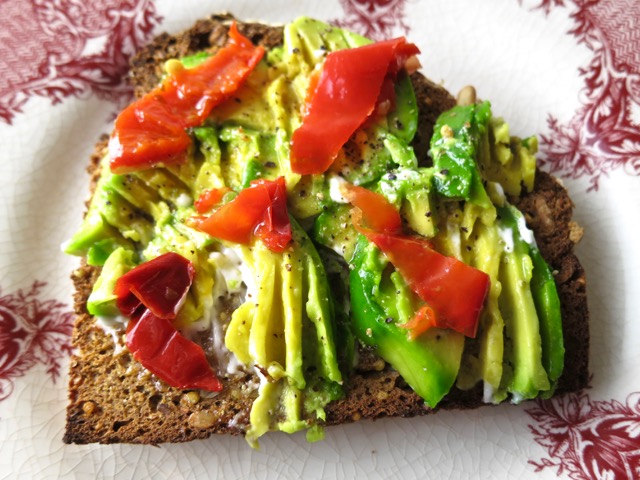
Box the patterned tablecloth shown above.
[1,1,639,478]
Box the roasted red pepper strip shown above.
[115,252,222,392]
[194,177,292,252]
[109,22,264,173]
[194,187,232,214]
[361,226,489,338]
[348,187,489,338]
[342,184,402,234]
[115,252,195,319]
[126,310,223,392]
[290,37,419,175]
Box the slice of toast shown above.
[63,15,589,444]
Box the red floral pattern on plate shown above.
[0,282,74,402]
[333,0,409,41]
[0,0,162,124]
[531,0,640,190]
[527,391,640,479]
[522,1,640,475]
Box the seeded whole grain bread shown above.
[63,15,589,444]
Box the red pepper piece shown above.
[342,184,402,234]
[253,178,291,252]
[110,22,264,173]
[194,187,232,214]
[290,37,419,175]
[361,229,489,338]
[114,252,195,319]
[194,177,292,252]
[126,310,222,392]
[347,187,489,338]
[115,252,222,392]
[108,96,192,173]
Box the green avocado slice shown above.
[500,204,564,395]
[224,218,344,445]
[86,247,135,317]
[350,236,464,408]
[496,205,552,401]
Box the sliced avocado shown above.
[284,16,372,75]
[350,237,465,408]
[218,126,260,190]
[331,125,394,186]
[312,204,357,261]
[70,154,154,249]
[105,173,171,224]
[315,245,354,376]
[86,237,132,267]
[165,149,201,192]
[341,27,372,48]
[225,218,344,444]
[246,373,281,448]
[265,74,299,136]
[384,131,418,170]
[530,244,564,397]
[134,167,191,206]
[172,214,215,251]
[63,156,134,261]
[502,204,564,393]
[63,211,132,264]
[193,125,226,195]
[287,17,350,65]
[375,268,421,325]
[179,51,210,69]
[496,205,551,401]
[277,383,307,434]
[452,203,505,401]
[402,189,437,238]
[209,61,278,133]
[430,101,492,208]
[428,104,557,403]
[99,186,154,245]
[378,167,437,238]
[226,219,342,386]
[240,159,264,188]
[477,117,537,196]
[387,73,419,144]
[240,134,279,188]
[218,126,287,191]
[217,126,302,196]
[86,247,136,317]
[287,173,326,220]
[270,127,302,189]
[217,123,313,217]
[302,228,343,383]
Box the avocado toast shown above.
[63,15,589,445]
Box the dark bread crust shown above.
[64,16,589,444]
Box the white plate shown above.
[1,0,639,478]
